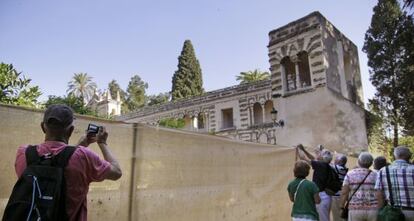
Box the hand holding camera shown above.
[78,124,107,147]
[96,126,108,145]
[87,124,108,145]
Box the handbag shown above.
[340,170,372,219]
[378,166,405,221]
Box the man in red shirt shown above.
[15,104,122,221]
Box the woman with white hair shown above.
[340,152,378,221]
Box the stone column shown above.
[205,112,209,131]
[261,103,266,124]
[249,104,253,126]
[295,63,301,89]
[281,66,287,93]
[193,116,198,130]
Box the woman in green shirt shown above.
[288,160,321,221]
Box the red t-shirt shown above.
[15,141,111,221]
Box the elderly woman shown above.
[340,152,378,221]
[288,160,321,221]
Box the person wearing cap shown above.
[14,104,122,221]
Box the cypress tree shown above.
[171,40,204,101]
[363,0,414,147]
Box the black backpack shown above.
[2,145,76,221]
[324,164,343,196]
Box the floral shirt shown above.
[343,168,378,210]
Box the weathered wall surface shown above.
[0,104,132,221]
[274,87,368,154]
[0,104,296,221]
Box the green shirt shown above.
[287,178,319,220]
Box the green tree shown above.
[363,0,414,147]
[399,13,414,136]
[0,63,41,107]
[171,40,204,101]
[67,73,97,105]
[366,100,391,158]
[236,69,270,84]
[44,95,96,115]
[108,80,126,100]
[147,92,170,106]
[158,118,185,129]
[126,75,148,110]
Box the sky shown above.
[0,0,378,104]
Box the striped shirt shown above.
[375,160,414,208]
[343,168,378,210]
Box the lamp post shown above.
[270,108,284,128]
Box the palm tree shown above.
[67,73,97,104]
[236,69,270,84]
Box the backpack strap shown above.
[52,146,77,168]
[25,145,40,166]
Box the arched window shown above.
[297,51,311,87]
[253,102,263,125]
[197,113,205,129]
[264,100,273,122]
[281,57,296,91]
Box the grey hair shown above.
[336,154,348,166]
[394,146,412,161]
[358,152,373,168]
[321,150,333,163]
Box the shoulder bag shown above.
[378,166,405,221]
[340,170,372,219]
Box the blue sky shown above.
[0,0,377,104]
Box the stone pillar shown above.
[295,63,301,89]
[281,66,287,93]
[205,112,209,131]
[193,116,198,130]
[261,103,266,124]
[249,104,253,126]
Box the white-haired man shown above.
[297,144,334,221]
[375,146,414,221]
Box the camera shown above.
[87,124,101,136]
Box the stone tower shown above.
[267,11,367,153]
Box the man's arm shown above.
[296,144,315,164]
[97,126,122,180]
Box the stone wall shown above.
[273,87,368,154]
[0,104,296,221]
[0,104,132,221]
